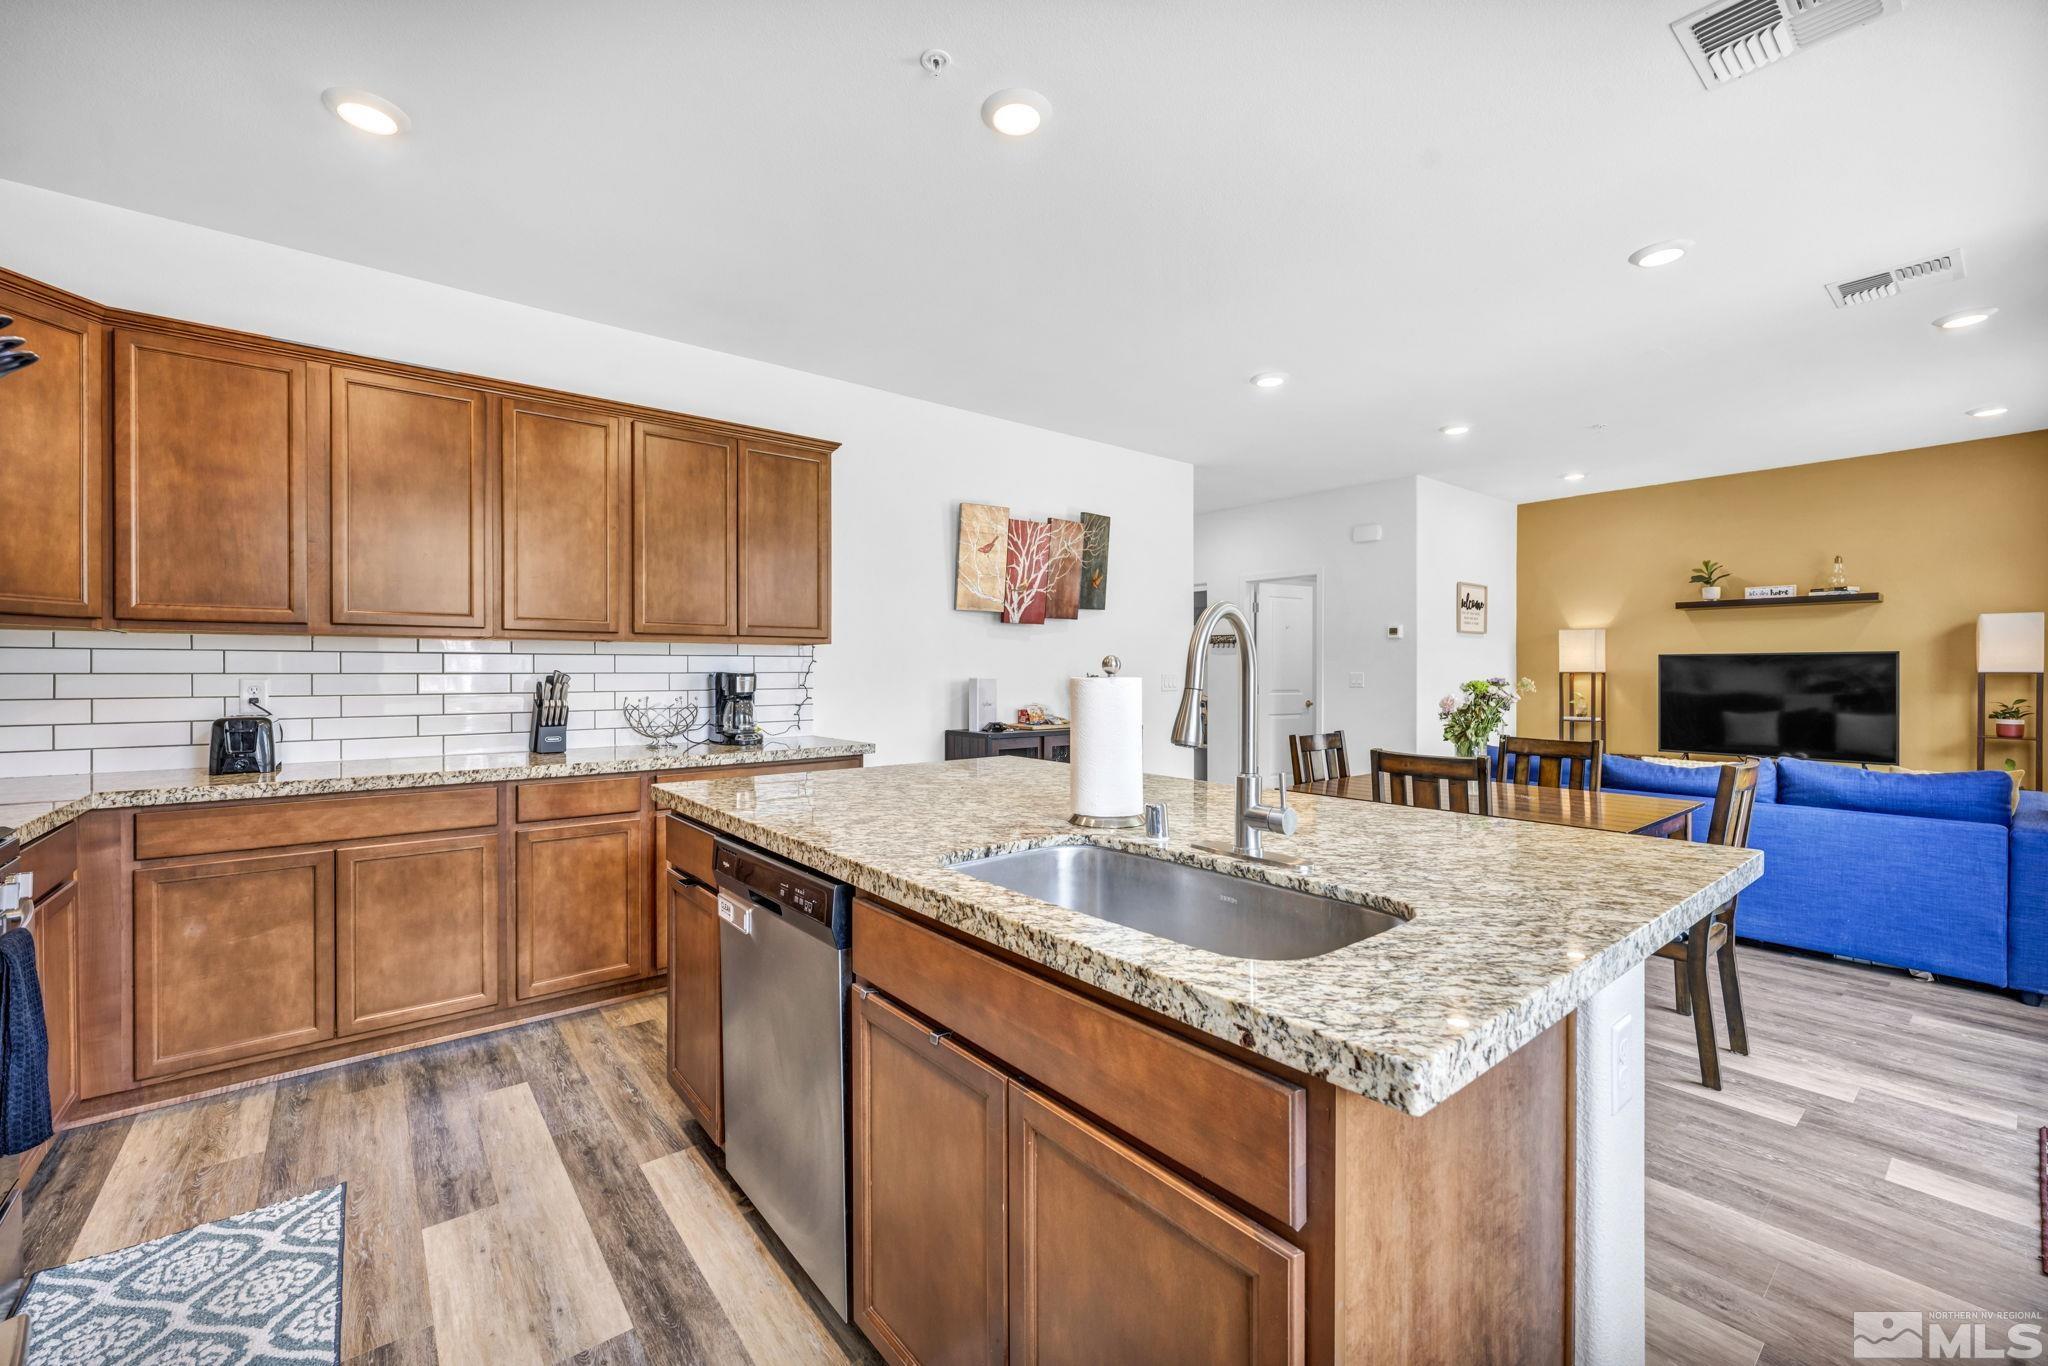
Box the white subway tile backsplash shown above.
[0,700,93,725]
[0,630,816,773]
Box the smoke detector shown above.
[1825,250,1964,308]
[1670,0,1905,89]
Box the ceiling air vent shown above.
[1824,250,1964,309]
[1671,0,1904,89]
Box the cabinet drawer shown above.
[664,814,715,887]
[19,822,79,899]
[515,776,643,823]
[135,786,501,860]
[852,900,1308,1228]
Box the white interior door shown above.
[1254,579,1316,779]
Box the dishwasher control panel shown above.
[713,838,851,939]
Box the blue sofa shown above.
[1592,753,2046,1003]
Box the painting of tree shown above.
[1003,518,1056,624]
[1045,518,1085,619]
[955,502,1007,612]
[1079,512,1111,610]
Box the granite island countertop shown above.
[654,757,1762,1115]
[0,735,874,844]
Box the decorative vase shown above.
[1996,720,2025,739]
[1700,585,1722,601]
[1827,555,1848,590]
[1453,739,1479,758]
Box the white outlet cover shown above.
[1348,671,1366,688]
[1160,675,1177,692]
[1610,1011,1638,1116]
[239,679,270,709]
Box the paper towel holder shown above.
[1070,660,1146,830]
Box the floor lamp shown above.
[1977,612,2044,791]
[1558,628,1607,750]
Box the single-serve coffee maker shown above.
[711,672,762,746]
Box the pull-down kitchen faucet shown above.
[1171,601,1308,870]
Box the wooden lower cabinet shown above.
[30,879,80,1119]
[851,986,1303,1366]
[665,874,723,1143]
[852,989,1008,1366]
[133,850,335,1080]
[336,834,500,1034]
[1008,1084,1304,1366]
[515,817,649,999]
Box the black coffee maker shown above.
[711,672,762,746]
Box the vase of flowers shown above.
[1439,676,1536,758]
[1689,560,1729,601]
[1990,698,2030,740]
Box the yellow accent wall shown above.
[1516,430,2048,771]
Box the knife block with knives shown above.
[529,670,571,754]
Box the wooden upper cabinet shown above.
[0,282,104,620]
[329,368,489,631]
[632,420,737,637]
[1007,1084,1304,1366]
[501,397,625,635]
[114,330,309,624]
[737,439,831,640]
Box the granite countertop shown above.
[653,757,1761,1115]
[0,736,874,844]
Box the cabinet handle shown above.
[927,1028,953,1047]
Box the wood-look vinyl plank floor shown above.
[1646,945,2048,1366]
[21,943,2037,1365]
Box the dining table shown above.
[1295,777,1702,840]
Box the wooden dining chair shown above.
[1495,735,1602,792]
[1651,758,1760,1089]
[1366,750,1492,814]
[1288,731,1351,785]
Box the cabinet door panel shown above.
[330,368,488,630]
[336,833,500,1034]
[501,397,624,634]
[0,284,103,620]
[515,817,647,998]
[853,989,1007,1366]
[1008,1084,1304,1366]
[133,850,334,1079]
[666,876,722,1143]
[634,420,736,637]
[30,880,80,1119]
[736,440,830,639]
[114,330,308,623]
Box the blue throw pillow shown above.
[1602,753,1777,803]
[1776,757,2012,826]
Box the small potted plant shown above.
[1440,676,1536,758]
[1989,698,2030,740]
[1689,560,1730,601]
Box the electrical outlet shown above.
[239,679,270,711]
[1160,675,1177,692]
[1610,1012,1638,1115]
[1386,624,1405,640]
[1347,671,1366,688]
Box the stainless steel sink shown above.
[945,843,1404,960]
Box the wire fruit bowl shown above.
[622,696,697,750]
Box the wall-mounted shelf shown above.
[1675,592,1882,611]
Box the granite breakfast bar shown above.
[655,756,1763,1366]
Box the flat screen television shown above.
[1657,651,1900,764]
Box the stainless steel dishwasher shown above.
[712,835,853,1320]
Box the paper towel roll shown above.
[1069,675,1144,823]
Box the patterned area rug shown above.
[18,1184,344,1365]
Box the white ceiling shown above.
[3,0,2044,511]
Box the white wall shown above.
[1413,476,1520,753]
[1193,474,1516,761]
[0,180,1196,772]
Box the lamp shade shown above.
[1558,628,1607,673]
[1977,612,2044,673]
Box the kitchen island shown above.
[654,757,1762,1366]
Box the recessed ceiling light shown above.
[1562,472,1586,482]
[321,87,409,137]
[1966,406,2009,419]
[1933,308,1997,331]
[1249,371,1288,390]
[981,89,1049,137]
[1628,239,1692,269]
[1439,424,1471,437]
